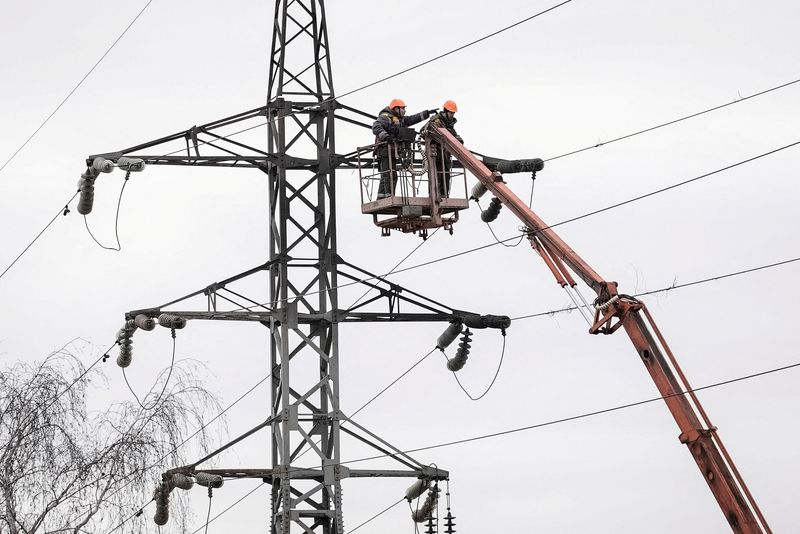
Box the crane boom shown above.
[427,127,770,533]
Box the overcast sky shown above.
[1,1,799,532]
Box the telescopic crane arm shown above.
[427,127,770,534]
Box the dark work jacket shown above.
[372,107,429,144]
[423,112,463,144]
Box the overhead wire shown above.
[219,134,800,313]
[544,77,800,162]
[0,190,78,282]
[0,0,156,175]
[348,497,406,533]
[189,482,265,534]
[333,359,800,468]
[155,0,575,160]
[442,335,507,401]
[511,255,800,321]
[83,173,131,251]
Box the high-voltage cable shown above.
[511,255,800,321]
[336,359,800,467]
[0,190,78,282]
[544,77,800,162]
[0,0,156,175]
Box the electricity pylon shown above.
[84,1,506,532]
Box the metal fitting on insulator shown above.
[447,330,472,372]
[158,314,186,330]
[194,472,224,488]
[153,485,170,526]
[91,157,114,174]
[436,321,463,350]
[116,157,146,172]
[405,478,431,501]
[134,314,156,331]
[480,197,503,222]
[171,473,194,490]
[469,181,488,200]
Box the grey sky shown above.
[1,0,798,532]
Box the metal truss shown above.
[84,1,508,532]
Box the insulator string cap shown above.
[91,157,114,174]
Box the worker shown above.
[372,99,436,199]
[423,100,463,198]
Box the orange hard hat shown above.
[388,98,406,109]
[443,100,458,113]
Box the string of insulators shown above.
[194,472,224,488]
[158,313,187,330]
[153,483,170,526]
[171,473,194,491]
[444,485,456,534]
[436,321,463,350]
[425,516,438,534]
[116,321,137,368]
[447,330,472,372]
[480,197,503,222]
[77,168,99,215]
[412,486,440,523]
[134,314,156,331]
[116,156,146,172]
[405,478,431,501]
[470,181,488,201]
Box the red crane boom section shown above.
[428,127,770,533]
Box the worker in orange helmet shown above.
[372,98,437,198]
[423,100,463,198]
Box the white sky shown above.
[1,1,799,532]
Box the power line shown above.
[158,1,576,159]
[338,359,800,467]
[189,482,265,534]
[348,497,406,533]
[227,136,800,312]
[0,190,78,282]
[544,77,800,162]
[511,255,800,321]
[0,0,156,175]
[542,140,800,231]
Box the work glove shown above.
[424,109,439,118]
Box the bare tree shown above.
[0,342,222,534]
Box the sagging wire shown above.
[122,328,177,411]
[203,486,213,534]
[475,170,537,248]
[442,331,507,401]
[83,170,130,251]
[347,497,405,533]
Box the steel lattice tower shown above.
[84,2,506,532]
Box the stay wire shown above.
[510,255,800,321]
[0,0,156,175]
[442,335,506,401]
[83,172,130,251]
[348,497,406,533]
[544,77,800,162]
[0,190,79,282]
